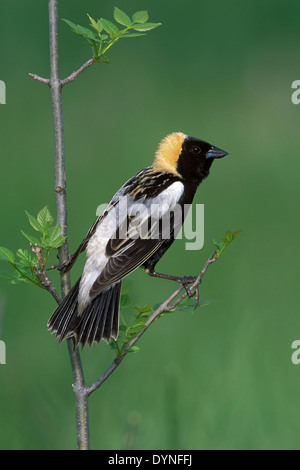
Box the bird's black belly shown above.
[143,236,176,271]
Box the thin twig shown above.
[86,252,217,396]
[30,244,61,304]
[28,73,50,85]
[60,58,95,86]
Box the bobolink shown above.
[48,132,228,347]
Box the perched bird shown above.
[48,132,228,347]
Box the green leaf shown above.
[25,211,44,234]
[97,19,104,33]
[63,19,93,37]
[42,226,65,249]
[225,230,233,241]
[230,230,242,240]
[87,14,103,33]
[133,304,152,315]
[62,19,100,46]
[21,230,40,246]
[132,22,162,32]
[214,230,241,259]
[62,18,79,32]
[125,346,140,354]
[16,249,37,268]
[48,237,66,249]
[114,7,131,27]
[98,55,111,65]
[10,263,41,287]
[48,224,62,242]
[213,239,222,249]
[0,247,15,263]
[76,25,98,40]
[109,339,119,350]
[63,19,92,39]
[37,206,54,232]
[127,318,147,332]
[100,18,119,36]
[132,11,149,24]
[122,32,146,38]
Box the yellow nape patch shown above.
[153,132,187,177]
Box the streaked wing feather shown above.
[90,237,163,296]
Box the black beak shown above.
[206,146,228,159]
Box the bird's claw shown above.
[179,276,200,306]
[177,275,197,284]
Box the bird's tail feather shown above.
[47,278,121,348]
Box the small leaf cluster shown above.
[213,230,241,259]
[0,245,41,287]
[110,304,152,356]
[63,7,161,63]
[23,206,65,250]
[0,207,65,287]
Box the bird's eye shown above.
[192,146,201,155]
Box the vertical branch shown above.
[48,0,89,450]
[49,0,69,291]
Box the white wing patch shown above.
[148,181,184,212]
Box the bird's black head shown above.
[153,132,228,186]
[177,136,228,185]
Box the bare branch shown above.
[61,58,95,86]
[30,244,61,304]
[29,57,95,88]
[28,73,50,85]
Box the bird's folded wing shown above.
[89,213,165,296]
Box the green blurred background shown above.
[0,0,300,450]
